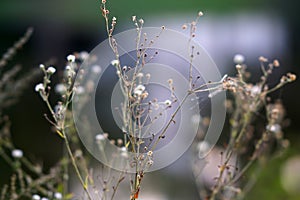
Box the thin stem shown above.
[62,130,93,200]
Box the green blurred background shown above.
[0,0,300,199]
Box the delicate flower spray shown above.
[0,1,293,200]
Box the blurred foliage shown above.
[0,0,272,24]
[246,143,300,200]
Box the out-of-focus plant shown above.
[192,55,296,200]
[0,28,68,200]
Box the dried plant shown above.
[192,56,296,200]
[0,1,297,200]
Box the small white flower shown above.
[147,160,154,165]
[197,141,210,158]
[32,194,41,200]
[198,11,204,16]
[233,54,245,64]
[65,65,71,70]
[133,85,145,96]
[95,134,105,141]
[112,17,117,21]
[67,54,76,62]
[41,198,49,200]
[12,149,23,158]
[111,59,119,66]
[147,151,153,157]
[46,66,56,74]
[79,51,89,60]
[250,85,261,96]
[139,19,144,24]
[164,100,172,106]
[35,83,44,92]
[75,86,85,95]
[91,65,102,74]
[39,64,45,69]
[54,192,62,199]
[132,16,136,22]
[266,124,281,133]
[120,147,128,158]
[137,73,144,78]
[121,147,127,152]
[55,84,66,94]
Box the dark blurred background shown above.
[0,0,300,199]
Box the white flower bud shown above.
[91,65,102,74]
[46,66,56,74]
[233,54,245,64]
[39,64,45,69]
[111,60,119,66]
[35,83,45,92]
[55,84,66,94]
[139,19,144,24]
[12,149,23,158]
[95,134,105,141]
[54,192,62,199]
[164,100,172,106]
[32,194,41,200]
[67,54,76,62]
[137,73,144,78]
[133,85,145,96]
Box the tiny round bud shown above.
[32,194,41,200]
[35,83,45,92]
[137,73,144,78]
[164,100,172,106]
[259,56,268,62]
[273,59,280,67]
[67,54,76,62]
[46,66,56,74]
[95,134,105,141]
[235,64,242,70]
[182,24,188,30]
[111,59,119,66]
[139,19,144,24]
[147,151,153,157]
[12,149,23,158]
[39,64,45,69]
[91,65,102,74]
[233,54,245,64]
[147,160,154,165]
[146,73,151,79]
[117,139,123,146]
[287,73,296,82]
[198,11,204,16]
[54,192,62,199]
